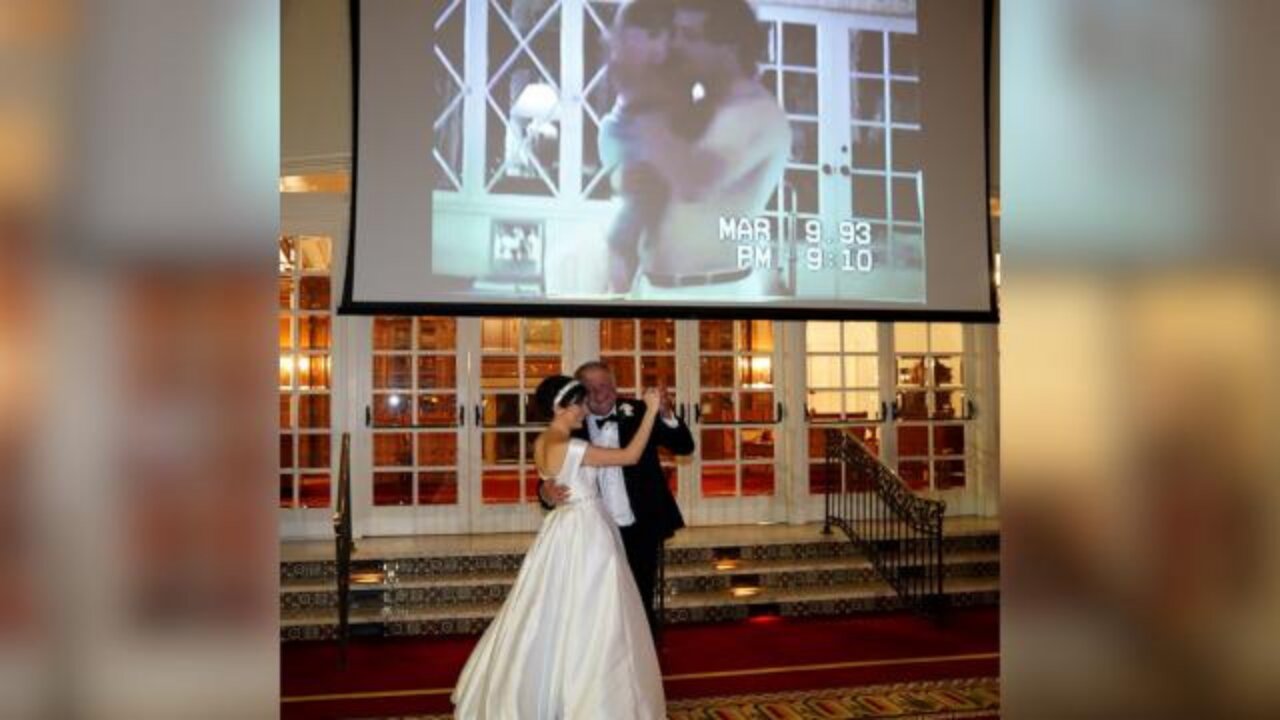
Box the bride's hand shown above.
[642,386,662,409]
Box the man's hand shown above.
[656,385,675,419]
[539,480,571,507]
[642,386,663,409]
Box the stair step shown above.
[279,577,999,640]
[281,521,1000,582]
[278,520,1000,641]
[281,550,998,592]
[279,551,998,612]
[281,576,998,622]
[281,546,998,588]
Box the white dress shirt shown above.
[587,403,678,527]
[642,78,791,279]
[587,405,635,527]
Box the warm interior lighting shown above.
[739,356,772,388]
[713,559,740,572]
[279,172,351,193]
[279,354,329,390]
[279,355,294,388]
[279,354,309,376]
[350,571,384,585]
[730,586,762,598]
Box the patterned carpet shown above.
[385,676,1000,719]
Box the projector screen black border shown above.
[337,0,999,324]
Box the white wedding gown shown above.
[452,438,666,719]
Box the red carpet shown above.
[282,607,998,719]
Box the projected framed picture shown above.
[344,0,996,321]
[488,219,544,282]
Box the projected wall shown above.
[347,0,993,316]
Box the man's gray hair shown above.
[574,360,614,381]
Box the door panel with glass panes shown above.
[471,317,566,532]
[798,320,980,523]
[891,323,972,505]
[753,7,920,303]
[365,316,470,535]
[279,187,353,540]
[685,320,785,525]
[361,316,566,535]
[279,234,337,513]
[800,320,888,518]
[598,318,684,495]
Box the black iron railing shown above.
[823,428,946,617]
[332,433,353,667]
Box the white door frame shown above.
[279,191,353,539]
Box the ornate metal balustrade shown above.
[333,433,353,667]
[823,428,946,617]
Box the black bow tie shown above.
[595,413,619,429]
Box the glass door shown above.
[756,6,921,302]
[597,318,684,494]
[684,319,785,525]
[279,190,349,540]
[800,320,888,520]
[361,316,566,535]
[756,9,823,297]
[364,316,470,535]
[891,322,978,512]
[469,317,566,532]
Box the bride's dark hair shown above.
[534,374,586,417]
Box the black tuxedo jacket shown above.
[570,399,694,540]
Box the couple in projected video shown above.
[600,0,790,299]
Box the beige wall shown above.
[282,0,351,164]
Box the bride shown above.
[451,374,667,719]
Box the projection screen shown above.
[343,0,994,319]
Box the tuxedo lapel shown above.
[617,414,637,447]
[615,400,642,447]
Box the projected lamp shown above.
[507,82,560,178]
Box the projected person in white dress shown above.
[451,376,666,719]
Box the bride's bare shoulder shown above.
[535,432,568,453]
[535,431,569,476]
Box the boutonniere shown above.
[619,402,635,418]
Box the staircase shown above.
[280,518,998,641]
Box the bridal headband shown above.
[553,379,581,407]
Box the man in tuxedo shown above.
[538,360,694,637]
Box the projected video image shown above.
[425,0,926,304]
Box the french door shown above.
[359,316,568,536]
[681,320,788,525]
[753,6,923,303]
[280,304,993,539]
[594,319,789,526]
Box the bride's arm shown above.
[582,389,661,467]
